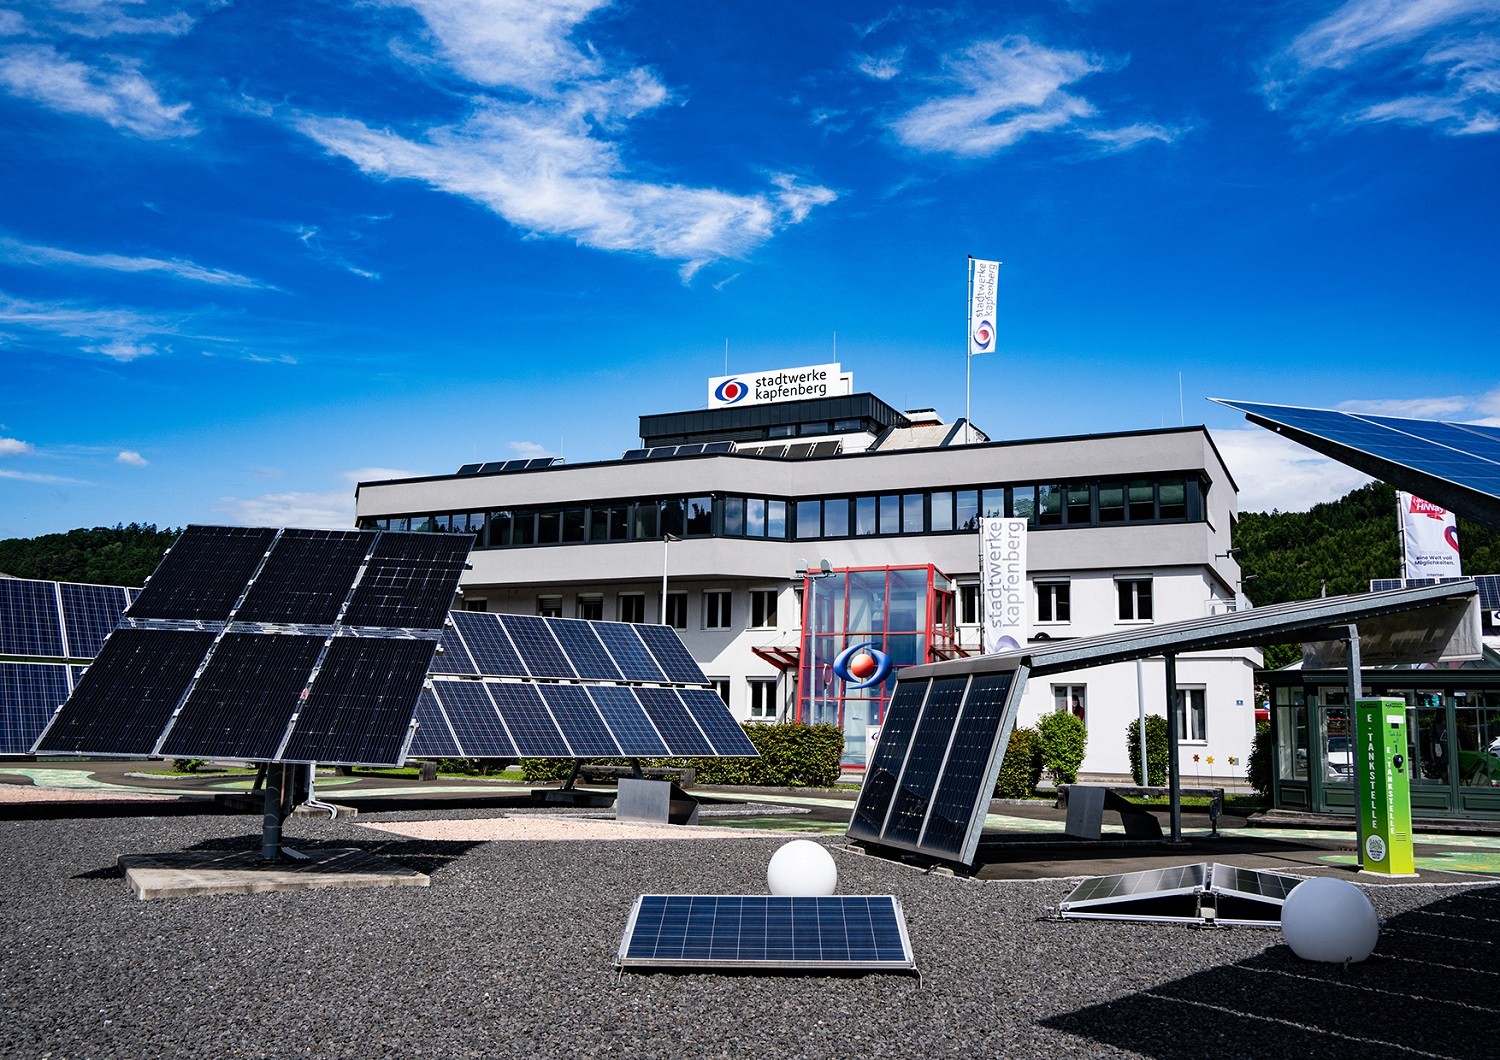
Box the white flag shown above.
[969,258,1000,356]
[979,518,1027,653]
[1399,491,1462,579]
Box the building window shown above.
[464,598,488,612]
[685,496,714,536]
[959,584,981,625]
[750,589,778,628]
[1053,684,1087,727]
[576,595,603,620]
[709,678,730,706]
[1117,578,1154,621]
[703,590,732,630]
[793,587,804,628]
[537,595,563,618]
[748,678,778,722]
[901,493,925,533]
[1175,687,1207,742]
[723,496,745,536]
[664,591,688,629]
[767,500,787,539]
[1036,582,1071,623]
[618,593,646,624]
[855,496,878,536]
[930,491,954,532]
[956,490,979,531]
[822,498,850,537]
[796,499,822,540]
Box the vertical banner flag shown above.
[969,258,1000,356]
[979,517,1027,653]
[1398,491,1462,579]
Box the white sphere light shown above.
[1280,877,1380,963]
[766,839,838,897]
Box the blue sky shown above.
[1,0,1496,537]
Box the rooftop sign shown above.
[708,362,852,408]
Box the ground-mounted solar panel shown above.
[634,623,709,683]
[1209,863,1299,927]
[918,673,1018,858]
[157,633,325,760]
[1059,864,1207,924]
[431,680,516,757]
[544,618,622,681]
[616,895,916,973]
[127,525,277,621]
[408,686,462,758]
[586,685,669,757]
[636,687,712,757]
[497,614,577,679]
[678,687,759,756]
[879,676,967,848]
[848,678,930,843]
[0,579,64,658]
[58,582,130,659]
[538,683,621,757]
[235,528,371,625]
[429,622,479,674]
[279,636,435,765]
[450,610,524,676]
[341,532,472,630]
[487,680,572,757]
[588,621,665,682]
[0,662,71,755]
[33,628,215,756]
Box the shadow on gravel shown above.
[174,834,488,875]
[1039,885,1500,1058]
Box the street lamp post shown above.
[660,533,679,624]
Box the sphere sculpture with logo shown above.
[1280,877,1380,963]
[767,839,838,897]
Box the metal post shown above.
[1346,624,1364,866]
[659,533,677,624]
[1164,654,1184,844]
[1136,658,1148,783]
[260,763,285,861]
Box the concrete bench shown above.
[577,763,697,789]
[1056,783,1166,840]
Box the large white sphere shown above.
[766,839,838,896]
[1280,877,1380,963]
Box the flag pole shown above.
[965,256,974,444]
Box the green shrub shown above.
[994,726,1043,798]
[519,723,845,788]
[171,758,205,774]
[1247,720,1274,800]
[1036,711,1088,786]
[1126,714,1170,786]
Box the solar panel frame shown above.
[634,623,709,683]
[616,895,916,972]
[278,636,436,766]
[235,528,372,625]
[408,686,463,758]
[0,579,64,658]
[497,614,578,679]
[677,687,758,756]
[0,662,71,755]
[126,525,277,621]
[341,532,472,630]
[57,582,130,659]
[635,687,713,756]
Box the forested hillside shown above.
[0,524,179,587]
[1235,482,1498,606]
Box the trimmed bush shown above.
[994,726,1043,798]
[1126,714,1170,786]
[519,723,845,788]
[1247,719,1274,800]
[1036,711,1088,787]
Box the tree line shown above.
[0,524,179,587]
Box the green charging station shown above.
[1355,697,1416,876]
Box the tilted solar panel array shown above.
[847,668,1027,865]
[0,577,134,754]
[33,525,472,767]
[413,611,758,760]
[1371,575,1500,610]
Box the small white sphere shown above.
[766,839,838,897]
[1281,877,1380,963]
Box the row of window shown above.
[958,578,1155,625]
[705,677,782,721]
[1054,684,1208,741]
[525,588,783,630]
[360,477,1205,548]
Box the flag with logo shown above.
[979,517,1027,653]
[968,258,1000,356]
[1398,491,1461,579]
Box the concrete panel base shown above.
[118,847,429,900]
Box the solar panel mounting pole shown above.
[1164,653,1185,845]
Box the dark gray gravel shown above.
[1,810,1493,1059]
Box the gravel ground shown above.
[0,809,1494,1060]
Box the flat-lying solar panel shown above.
[236,528,371,625]
[408,687,462,758]
[617,895,916,972]
[33,629,215,756]
[0,579,64,658]
[280,636,436,765]
[342,533,472,630]
[1372,575,1499,610]
[127,526,277,621]
[1057,863,1300,927]
[0,662,70,755]
[58,582,130,659]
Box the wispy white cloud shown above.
[293,0,833,277]
[0,292,169,343]
[1266,0,1500,135]
[116,449,147,466]
[0,437,35,456]
[888,36,1175,157]
[1336,394,1475,417]
[0,11,28,36]
[0,467,90,485]
[856,49,904,81]
[42,1,197,40]
[0,236,265,288]
[0,42,195,137]
[1212,427,1373,513]
[87,339,157,361]
[214,466,425,529]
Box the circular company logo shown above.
[714,378,748,404]
[1365,834,1387,863]
[832,642,894,690]
[972,319,994,351]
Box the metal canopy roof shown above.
[900,580,1481,681]
[1211,398,1500,530]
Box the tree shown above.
[0,524,179,586]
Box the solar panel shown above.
[785,443,815,459]
[456,462,483,475]
[0,579,64,658]
[429,622,478,674]
[33,628,215,756]
[701,441,735,454]
[537,684,621,757]
[919,673,1017,858]
[236,529,371,625]
[1371,575,1499,610]
[127,525,277,621]
[487,680,572,757]
[678,687,759,756]
[586,685,669,757]
[587,621,666,682]
[1210,863,1298,926]
[430,680,516,757]
[646,446,677,459]
[279,636,436,765]
[616,895,916,973]
[479,461,507,473]
[496,614,577,679]
[634,623,708,683]
[408,687,462,758]
[342,532,471,630]
[157,633,325,760]
[880,676,967,847]
[58,582,129,659]
[1059,864,1207,923]
[848,679,929,842]
[450,610,525,675]
[622,449,649,461]
[676,443,705,456]
[808,441,841,457]
[543,619,622,680]
[0,662,70,755]
[636,687,713,756]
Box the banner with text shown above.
[1399,491,1462,579]
[708,362,849,408]
[979,517,1027,653]
[968,258,1000,356]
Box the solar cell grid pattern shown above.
[586,685,669,757]
[485,680,572,757]
[498,614,577,679]
[279,636,437,765]
[341,532,472,630]
[678,687,759,756]
[235,529,371,625]
[428,623,478,674]
[618,895,914,971]
[538,684,620,757]
[920,673,1016,858]
[127,525,276,621]
[633,623,709,682]
[1371,575,1500,609]
[157,633,325,760]
[1062,864,1206,907]
[543,619,622,681]
[881,676,968,847]
[1210,864,1298,902]
[58,582,130,659]
[430,681,516,757]
[0,663,70,754]
[848,678,929,842]
[0,579,64,658]
[408,687,462,758]
[635,687,712,756]
[449,610,525,676]
[587,621,665,682]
